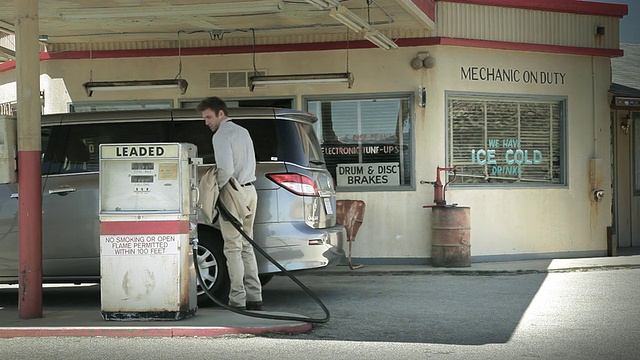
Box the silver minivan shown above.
[0,108,346,305]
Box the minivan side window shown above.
[41,127,51,163]
[42,121,169,175]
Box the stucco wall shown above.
[0,44,614,261]
[428,47,613,259]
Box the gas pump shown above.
[99,143,201,320]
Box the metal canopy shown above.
[0,0,434,53]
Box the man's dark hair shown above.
[196,96,229,116]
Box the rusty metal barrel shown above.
[431,206,471,267]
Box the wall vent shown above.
[209,71,265,89]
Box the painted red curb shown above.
[0,323,312,338]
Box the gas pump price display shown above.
[131,162,154,170]
[131,175,154,183]
[131,163,155,183]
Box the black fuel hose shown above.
[192,201,330,324]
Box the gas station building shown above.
[0,0,634,264]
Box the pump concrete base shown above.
[102,309,197,321]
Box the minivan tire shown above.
[196,226,229,307]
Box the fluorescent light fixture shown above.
[305,0,340,10]
[83,79,189,97]
[249,72,354,91]
[329,5,372,33]
[364,30,399,50]
[0,45,15,60]
[58,1,283,19]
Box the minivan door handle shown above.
[48,186,77,196]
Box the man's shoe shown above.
[229,305,246,311]
[246,301,263,311]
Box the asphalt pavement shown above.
[1,254,639,338]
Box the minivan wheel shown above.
[196,227,229,307]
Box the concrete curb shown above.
[310,266,640,276]
[305,260,640,276]
[0,322,313,338]
[0,305,315,339]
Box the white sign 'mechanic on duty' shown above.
[337,162,400,187]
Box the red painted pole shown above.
[15,0,43,319]
[17,152,42,318]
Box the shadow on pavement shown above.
[262,271,550,345]
[0,283,101,310]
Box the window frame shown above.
[633,111,640,196]
[68,100,173,113]
[446,91,568,188]
[303,92,416,192]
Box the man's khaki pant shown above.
[220,185,262,307]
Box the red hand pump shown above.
[423,166,457,208]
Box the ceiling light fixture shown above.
[0,45,15,60]
[83,79,189,97]
[57,0,283,19]
[305,0,340,10]
[329,5,372,33]
[249,72,354,91]
[364,30,399,50]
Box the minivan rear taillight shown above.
[267,173,319,196]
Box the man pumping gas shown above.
[197,97,263,311]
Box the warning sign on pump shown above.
[159,163,178,180]
[100,234,180,256]
[336,162,400,187]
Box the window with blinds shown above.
[306,94,413,190]
[447,93,565,185]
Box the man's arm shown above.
[213,132,233,188]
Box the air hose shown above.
[191,201,330,324]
